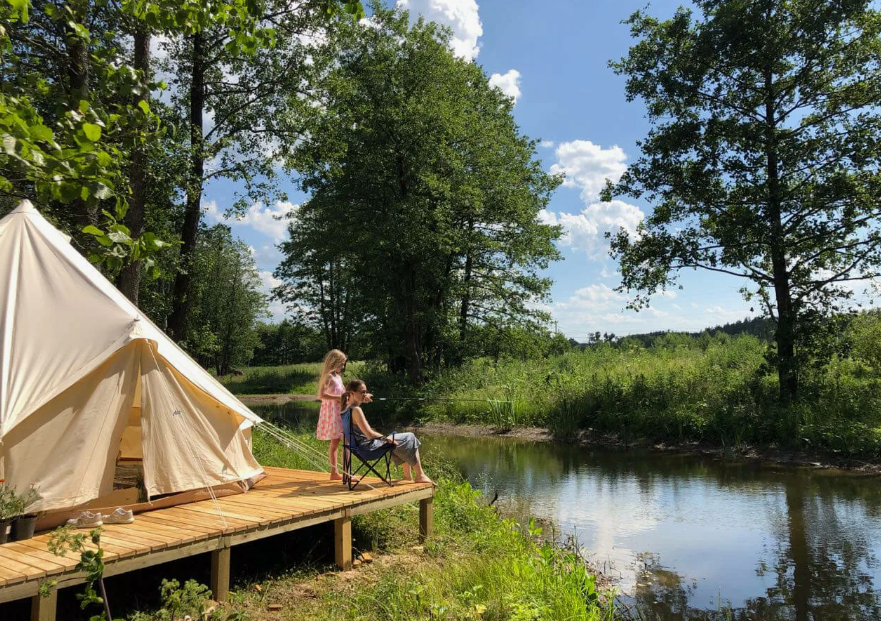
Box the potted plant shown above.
[9,485,40,541]
[0,481,14,544]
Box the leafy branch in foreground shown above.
[48,525,113,620]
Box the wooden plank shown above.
[98,527,172,552]
[114,521,190,546]
[172,505,270,526]
[0,558,30,585]
[157,504,255,529]
[183,504,272,525]
[148,507,250,532]
[334,513,352,571]
[0,544,69,574]
[14,540,81,566]
[0,549,43,579]
[0,543,75,572]
[30,589,57,621]
[135,514,217,537]
[210,548,231,603]
[419,497,434,543]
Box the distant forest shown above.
[571,316,775,348]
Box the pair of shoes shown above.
[66,507,134,529]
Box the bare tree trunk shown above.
[764,65,798,406]
[168,32,205,339]
[117,27,151,305]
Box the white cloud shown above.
[489,69,521,103]
[550,140,628,202]
[258,270,287,322]
[540,140,555,149]
[539,200,644,259]
[397,0,483,61]
[204,200,298,242]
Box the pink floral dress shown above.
[316,373,344,440]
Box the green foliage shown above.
[48,526,110,619]
[0,482,39,519]
[605,0,881,404]
[410,331,881,457]
[182,225,267,374]
[155,579,213,621]
[849,311,881,374]
[0,0,173,273]
[279,3,562,382]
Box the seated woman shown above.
[340,379,435,486]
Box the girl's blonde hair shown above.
[340,379,366,411]
[317,349,347,399]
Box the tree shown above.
[164,0,365,338]
[184,224,266,375]
[605,0,881,404]
[282,4,561,382]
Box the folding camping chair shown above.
[340,407,395,491]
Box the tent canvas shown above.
[0,201,264,513]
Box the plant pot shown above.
[12,514,36,541]
[0,518,11,544]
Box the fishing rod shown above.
[372,396,512,403]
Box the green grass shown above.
[416,335,881,458]
[217,361,369,395]
[223,333,881,459]
[242,428,617,621]
[126,426,619,621]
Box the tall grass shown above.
[217,361,369,395]
[420,335,881,457]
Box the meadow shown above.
[221,328,881,459]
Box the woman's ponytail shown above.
[340,380,365,411]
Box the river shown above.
[260,405,881,620]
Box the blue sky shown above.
[203,0,762,339]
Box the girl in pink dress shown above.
[316,349,347,480]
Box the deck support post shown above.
[210,546,231,602]
[30,588,57,621]
[334,511,352,570]
[419,496,434,543]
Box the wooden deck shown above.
[0,467,435,620]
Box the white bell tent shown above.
[0,201,264,514]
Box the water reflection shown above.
[420,434,881,621]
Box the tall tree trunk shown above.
[168,32,205,339]
[459,251,473,343]
[117,27,151,305]
[405,265,420,384]
[66,0,95,228]
[764,65,798,405]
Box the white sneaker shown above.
[102,507,134,524]
[66,511,103,529]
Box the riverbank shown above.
[118,429,618,621]
[237,394,881,473]
[408,422,881,474]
